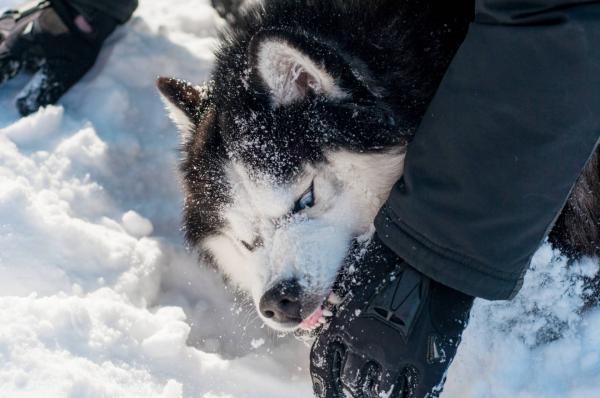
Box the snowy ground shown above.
[1,1,599,397]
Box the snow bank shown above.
[0,0,599,397]
[0,105,64,144]
[446,246,600,398]
[0,290,310,398]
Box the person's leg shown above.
[312,3,600,396]
[375,0,600,300]
[0,0,138,115]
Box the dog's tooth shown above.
[328,293,342,305]
[319,317,327,324]
[322,309,334,317]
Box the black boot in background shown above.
[0,0,119,116]
[0,1,48,86]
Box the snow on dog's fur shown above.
[202,150,405,331]
[158,0,600,331]
[157,0,474,332]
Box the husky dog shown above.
[158,0,600,332]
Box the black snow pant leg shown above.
[375,0,600,300]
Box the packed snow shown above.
[0,1,599,397]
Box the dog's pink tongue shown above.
[300,307,323,330]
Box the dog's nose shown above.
[259,279,302,324]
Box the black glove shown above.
[310,235,474,398]
[0,0,118,116]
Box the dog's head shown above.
[158,31,406,332]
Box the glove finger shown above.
[356,361,382,397]
[311,338,346,398]
[340,352,384,397]
[375,366,419,398]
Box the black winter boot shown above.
[310,235,474,398]
[0,1,49,85]
[0,0,118,115]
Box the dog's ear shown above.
[157,77,214,142]
[250,37,348,107]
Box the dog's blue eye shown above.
[293,182,315,213]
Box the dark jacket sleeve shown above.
[375,0,600,300]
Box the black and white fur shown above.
[158,0,600,331]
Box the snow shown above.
[445,247,600,398]
[122,210,154,238]
[251,338,265,350]
[0,105,64,144]
[0,0,599,397]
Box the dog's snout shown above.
[259,279,302,324]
